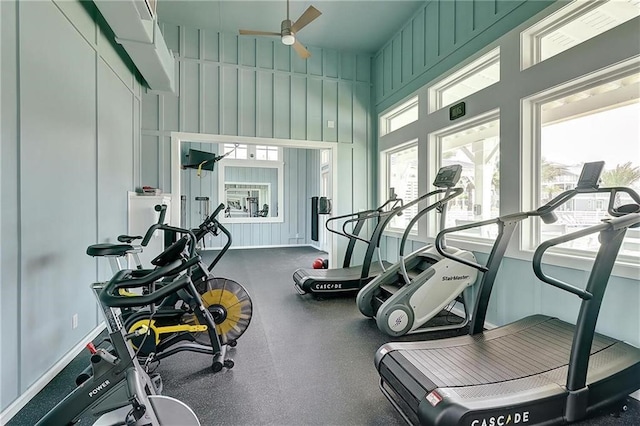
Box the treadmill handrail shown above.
[327,198,403,241]
[434,214,528,273]
[325,195,402,240]
[340,207,401,245]
[533,212,640,300]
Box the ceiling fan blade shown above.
[239,29,281,37]
[291,5,321,33]
[292,40,311,59]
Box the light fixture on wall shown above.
[239,0,321,59]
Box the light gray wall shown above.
[141,24,374,246]
[1,0,141,411]
[374,0,639,347]
[180,144,320,247]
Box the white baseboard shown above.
[0,323,106,424]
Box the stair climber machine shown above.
[374,161,640,426]
[357,164,478,336]
[36,253,204,425]
[293,192,405,295]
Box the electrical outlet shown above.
[295,233,300,238]
[72,314,78,329]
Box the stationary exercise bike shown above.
[357,164,479,336]
[87,204,251,371]
[36,255,203,426]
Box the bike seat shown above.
[87,243,135,257]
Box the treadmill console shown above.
[576,161,605,189]
[433,164,463,188]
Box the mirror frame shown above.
[170,132,340,265]
[218,159,284,223]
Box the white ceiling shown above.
[156,0,425,53]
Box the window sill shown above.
[445,236,639,281]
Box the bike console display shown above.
[433,164,463,188]
[576,161,605,189]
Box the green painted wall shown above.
[372,0,640,348]
[373,0,556,112]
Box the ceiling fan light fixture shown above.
[282,33,295,45]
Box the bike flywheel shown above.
[196,277,253,344]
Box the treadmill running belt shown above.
[381,315,616,388]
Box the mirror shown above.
[219,161,282,223]
[224,183,271,218]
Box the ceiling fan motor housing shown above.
[281,19,294,34]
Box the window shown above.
[222,144,280,161]
[434,116,500,239]
[223,143,247,159]
[522,0,640,69]
[429,48,500,112]
[379,97,419,136]
[525,69,640,256]
[384,143,419,232]
[256,145,279,161]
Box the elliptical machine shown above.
[36,254,203,426]
[357,164,478,336]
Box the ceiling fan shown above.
[239,0,322,59]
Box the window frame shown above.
[428,47,500,113]
[521,0,640,70]
[379,96,419,137]
[375,1,638,278]
[429,110,501,241]
[380,140,420,235]
[521,61,640,262]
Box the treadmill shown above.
[375,161,640,425]
[293,193,404,295]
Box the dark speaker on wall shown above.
[183,149,217,171]
[311,196,319,241]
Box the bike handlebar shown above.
[209,203,225,220]
[99,256,201,308]
[140,204,169,247]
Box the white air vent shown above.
[94,0,175,93]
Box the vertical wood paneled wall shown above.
[141,25,375,243]
[373,0,555,112]
[1,0,142,413]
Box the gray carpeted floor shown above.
[10,246,640,425]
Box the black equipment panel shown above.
[432,164,462,188]
[576,161,605,189]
